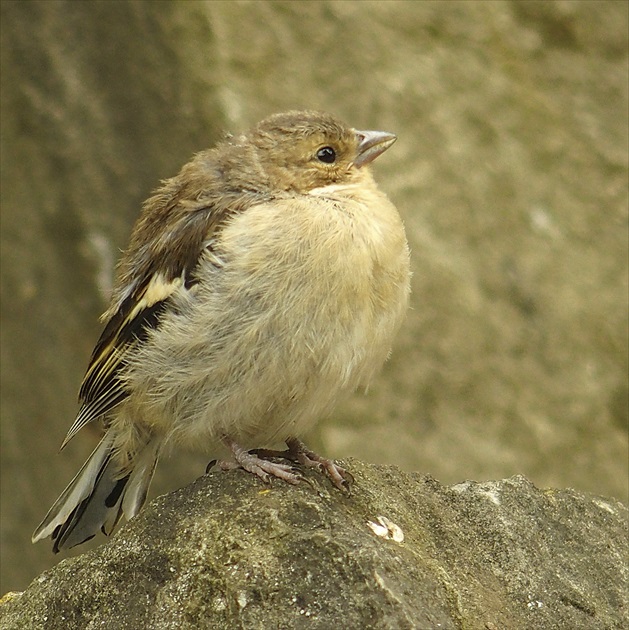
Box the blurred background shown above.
[1,0,627,594]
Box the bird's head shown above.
[245,110,396,194]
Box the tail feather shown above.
[122,441,159,520]
[32,434,158,553]
[52,460,130,552]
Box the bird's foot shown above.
[252,437,353,491]
[286,437,353,491]
[213,437,301,485]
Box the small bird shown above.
[32,110,411,553]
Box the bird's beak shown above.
[353,130,397,168]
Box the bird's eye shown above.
[316,146,336,164]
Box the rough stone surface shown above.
[1,0,627,593]
[1,461,627,629]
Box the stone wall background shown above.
[1,0,627,593]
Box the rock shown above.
[1,460,627,629]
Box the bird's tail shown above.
[32,432,159,553]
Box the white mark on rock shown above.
[367,516,404,543]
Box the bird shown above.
[32,110,411,553]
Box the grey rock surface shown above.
[1,461,627,629]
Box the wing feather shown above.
[60,147,271,448]
[61,276,181,449]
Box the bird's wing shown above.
[60,150,272,449]
[61,209,209,448]
[60,273,182,449]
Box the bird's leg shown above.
[238,438,353,491]
[214,436,301,484]
[283,437,353,491]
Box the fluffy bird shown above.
[32,110,411,553]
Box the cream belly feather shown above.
[119,181,410,456]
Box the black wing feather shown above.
[62,284,174,449]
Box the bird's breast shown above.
[210,188,410,382]
[124,186,409,445]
